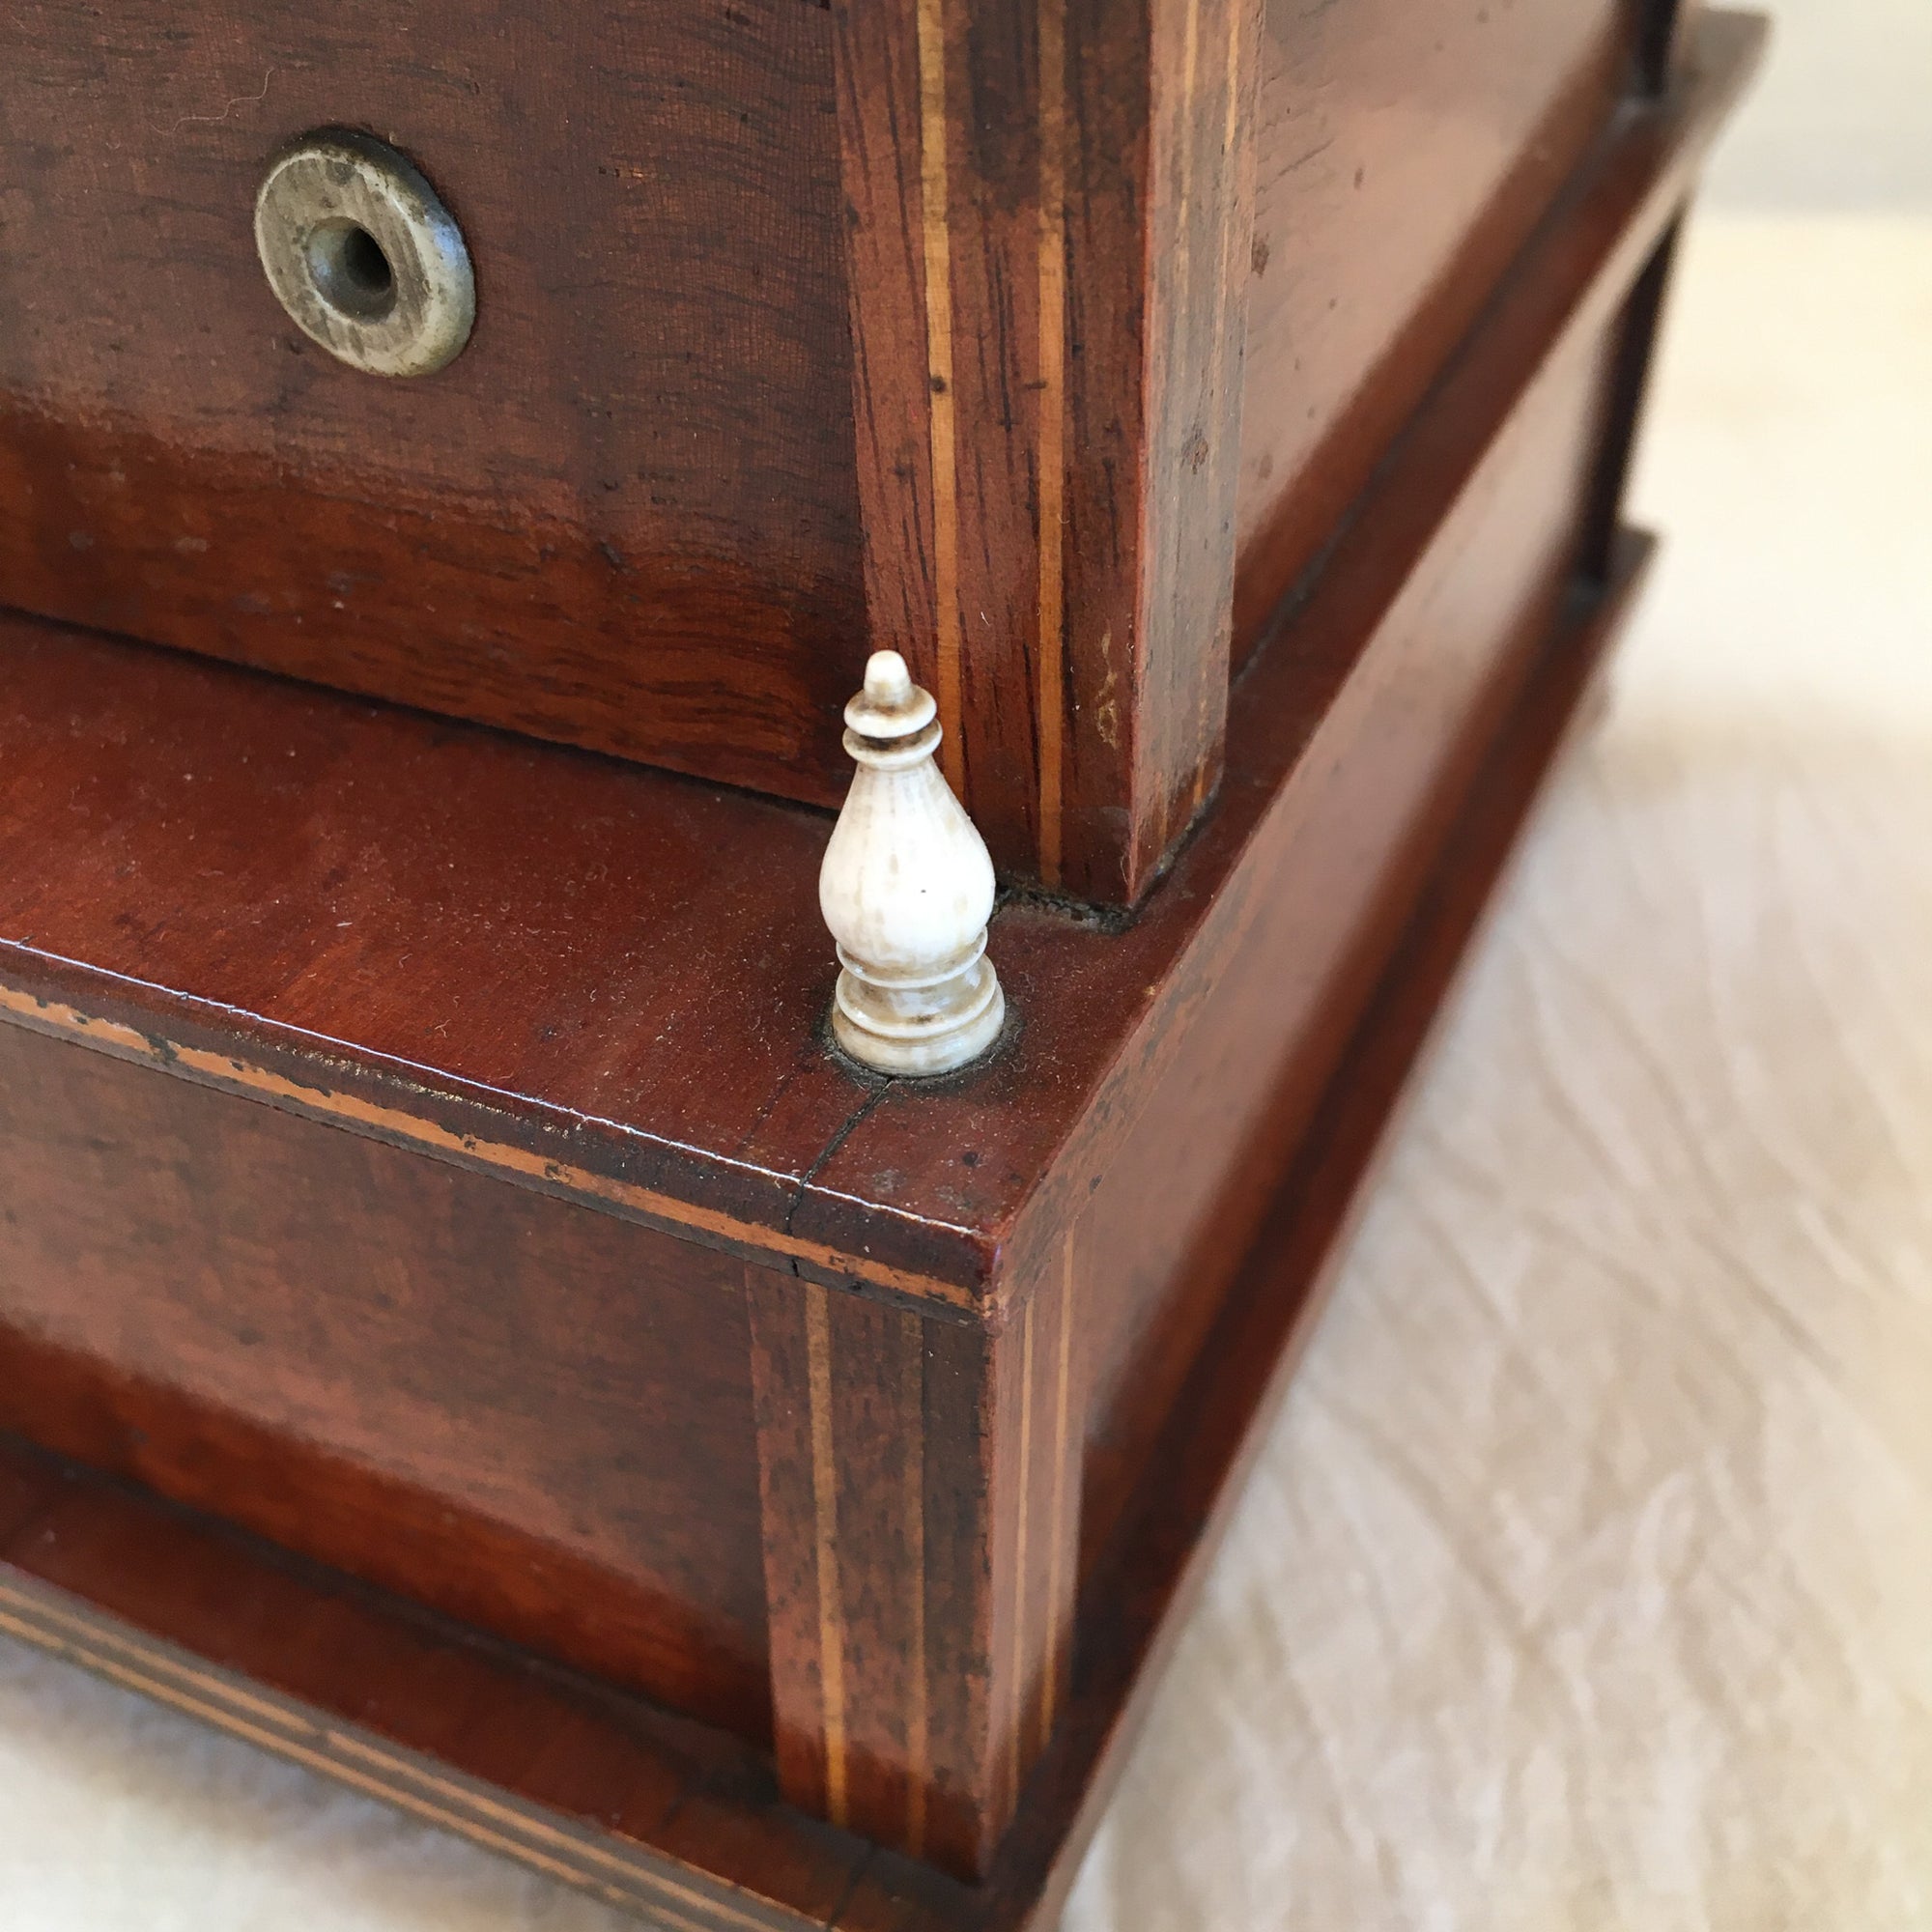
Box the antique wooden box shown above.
[13,0,1683,900]
[0,5,1760,1925]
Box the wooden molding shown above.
[832,0,1264,901]
[750,1255,1082,1877]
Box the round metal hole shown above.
[305,219,397,322]
[254,129,473,378]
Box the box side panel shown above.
[0,0,864,805]
[1234,0,1632,649]
[0,1022,772,1739]
[749,1251,1082,1880]
[1080,298,1625,1573]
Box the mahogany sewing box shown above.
[0,1,1761,1923]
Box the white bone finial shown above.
[818,651,1006,1076]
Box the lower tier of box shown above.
[0,531,1647,1929]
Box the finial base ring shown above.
[832,955,1006,1076]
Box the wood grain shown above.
[0,0,1690,902]
[832,0,1263,901]
[0,15,1761,1895]
[0,528,1657,1932]
[0,1020,772,1738]
[1077,305,1623,1570]
[0,18,1763,1320]
[750,1250,1081,1878]
[977,528,1664,1932]
[0,1434,893,1931]
[0,0,866,807]
[1232,0,1634,654]
[789,14,1767,1299]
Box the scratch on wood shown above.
[1094,628,1121,750]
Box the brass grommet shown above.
[254,129,474,378]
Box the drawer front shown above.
[0,1,863,806]
[0,1019,773,1741]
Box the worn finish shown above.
[0,0,1690,901]
[0,612,872,1291]
[831,0,1263,900]
[0,1022,771,1739]
[0,20,1756,1325]
[1076,307,1622,1570]
[0,9,1761,1909]
[0,1437,889,1930]
[790,17,1763,1298]
[0,527,1656,1932]
[974,532,1663,1932]
[253,129,476,378]
[751,1247,1080,1878]
[1233,0,1634,654]
[0,0,867,806]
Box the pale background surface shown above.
[1702,0,1932,209]
[5,19,1930,1932]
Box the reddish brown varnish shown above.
[0,519,1658,1932]
[1234,0,1634,649]
[0,1025,770,1738]
[0,0,866,803]
[0,0,1667,900]
[0,5,1762,1914]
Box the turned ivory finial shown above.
[819,651,1006,1076]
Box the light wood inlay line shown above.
[0,980,978,1313]
[1173,0,1208,822]
[914,0,965,792]
[1007,1292,1037,1809]
[0,1581,773,1932]
[1145,0,1207,871]
[803,1285,851,1829]
[1036,0,1068,885]
[1039,1235,1077,1755]
[901,1314,929,1859]
[1194,0,1252,813]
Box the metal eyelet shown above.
[254,129,474,379]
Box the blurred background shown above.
[1700,0,1929,205]
[1065,4,1932,1927]
[2,2,1927,1927]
